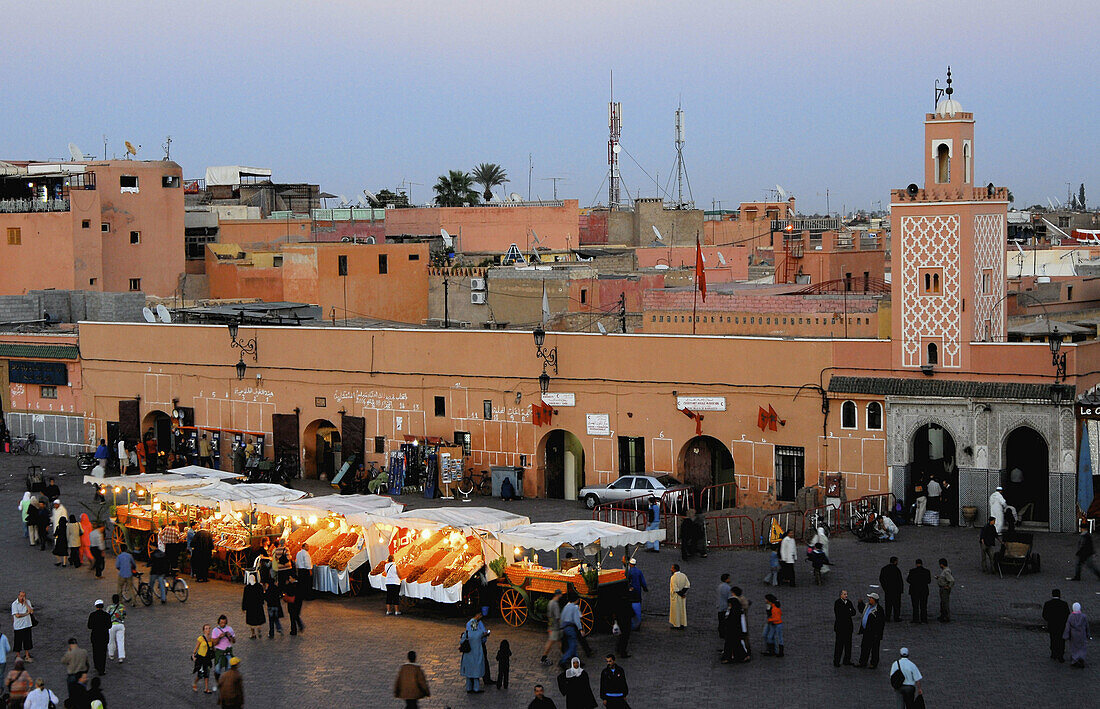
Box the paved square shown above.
[2,456,1096,707]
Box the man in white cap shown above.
[50,500,68,536]
[889,647,923,708]
[989,486,1008,533]
[856,592,885,669]
[86,600,110,676]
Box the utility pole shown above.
[443,277,450,329]
[528,154,533,201]
[618,292,626,333]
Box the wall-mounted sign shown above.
[676,396,725,412]
[315,397,327,407]
[586,414,610,436]
[541,392,576,407]
[8,360,68,386]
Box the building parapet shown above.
[0,198,69,213]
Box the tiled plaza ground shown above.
[2,455,1096,708]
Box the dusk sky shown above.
[4,1,1096,214]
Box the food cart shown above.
[492,520,665,634]
[366,507,530,615]
[255,494,405,595]
[88,469,242,557]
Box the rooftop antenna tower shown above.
[608,71,622,210]
[673,102,693,209]
[162,135,172,161]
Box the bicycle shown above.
[11,433,39,456]
[168,571,190,603]
[456,468,493,497]
[120,571,154,607]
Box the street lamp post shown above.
[1049,327,1067,383]
[533,326,559,396]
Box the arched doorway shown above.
[910,423,958,524]
[303,419,340,480]
[1004,426,1049,525]
[540,430,586,500]
[141,410,173,453]
[679,436,735,503]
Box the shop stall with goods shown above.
[366,507,530,614]
[491,520,665,634]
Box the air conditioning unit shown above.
[470,277,486,291]
[470,292,487,305]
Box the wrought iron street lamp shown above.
[532,325,557,374]
[228,317,258,362]
[1049,327,1066,383]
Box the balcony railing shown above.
[771,217,841,232]
[0,198,70,213]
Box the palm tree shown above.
[433,170,481,207]
[472,163,507,201]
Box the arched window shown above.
[927,342,938,365]
[963,142,972,183]
[936,143,951,183]
[866,402,883,430]
[932,273,940,293]
[841,400,857,429]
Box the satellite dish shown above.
[776,184,789,201]
[612,144,621,154]
[489,192,501,203]
[68,143,84,162]
[363,188,378,205]
[141,307,156,323]
[340,236,352,243]
[440,228,454,248]
[364,236,376,244]
[156,304,172,323]
[597,322,608,335]
[337,194,350,207]
[716,251,727,266]
[651,225,665,243]
[1047,197,1058,211]
[654,264,670,270]
[508,193,523,202]
[906,183,919,197]
[124,141,139,157]
[530,230,541,245]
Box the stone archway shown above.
[678,435,735,503]
[538,429,586,500]
[1003,426,1049,525]
[303,419,340,480]
[910,422,958,524]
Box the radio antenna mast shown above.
[608,71,622,210]
[673,101,693,209]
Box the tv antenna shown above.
[102,135,108,160]
[542,177,566,200]
[124,141,139,159]
[68,143,84,162]
[608,71,622,210]
[162,136,172,161]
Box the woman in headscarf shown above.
[459,612,488,693]
[66,514,83,568]
[810,526,831,574]
[79,514,94,565]
[53,516,69,566]
[1063,602,1091,668]
[556,656,597,709]
[241,576,266,639]
[18,492,32,540]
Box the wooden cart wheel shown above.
[228,551,245,581]
[347,569,363,597]
[146,532,158,558]
[577,597,595,636]
[499,587,529,627]
[111,525,125,555]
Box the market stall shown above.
[492,520,665,634]
[366,507,531,612]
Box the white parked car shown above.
[579,474,687,510]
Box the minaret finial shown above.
[945,66,953,97]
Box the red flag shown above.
[542,402,554,427]
[767,404,779,432]
[695,236,707,302]
[531,403,543,427]
[757,407,768,431]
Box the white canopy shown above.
[205,165,272,186]
[85,471,233,493]
[166,466,244,481]
[253,494,404,525]
[155,481,307,510]
[392,507,530,533]
[494,520,665,552]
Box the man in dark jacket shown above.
[878,557,904,622]
[1042,588,1071,662]
[218,656,244,708]
[600,654,628,708]
[1073,524,1100,581]
[833,589,856,666]
[906,559,932,624]
[190,523,214,582]
[612,588,633,658]
[856,592,885,669]
[87,600,111,676]
[979,517,999,573]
